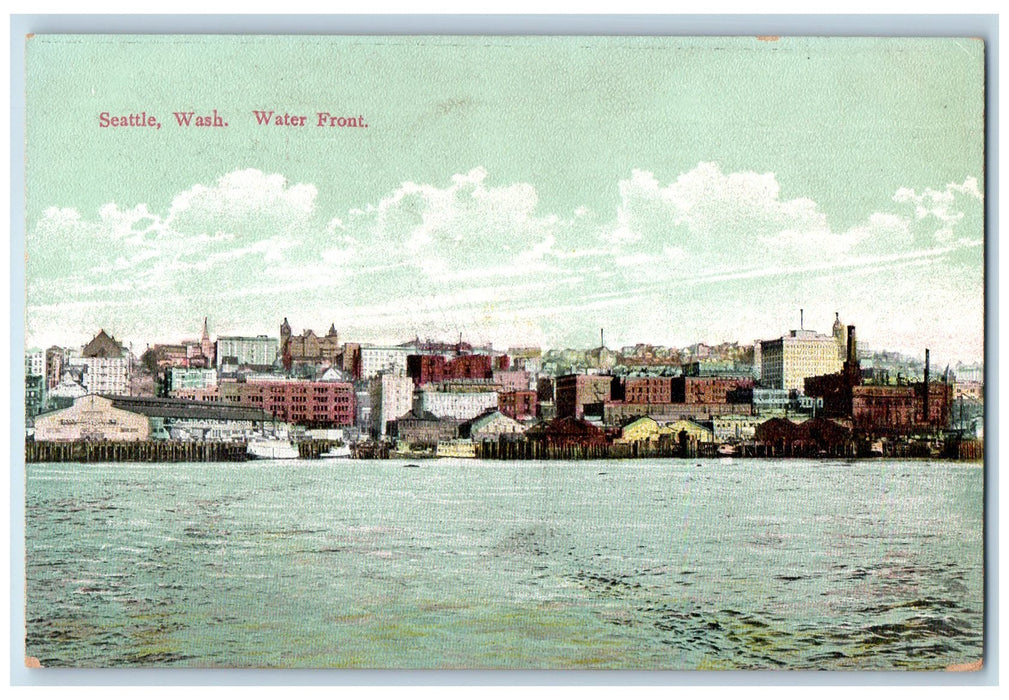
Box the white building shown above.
[417,389,499,421]
[67,356,131,395]
[369,373,415,436]
[217,335,279,369]
[712,414,763,442]
[760,329,843,393]
[167,367,219,392]
[26,349,45,377]
[61,330,132,396]
[34,395,150,442]
[360,345,414,379]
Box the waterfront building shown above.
[664,419,715,444]
[760,326,843,392]
[524,416,609,448]
[216,335,279,370]
[754,416,853,456]
[34,395,150,442]
[614,416,665,445]
[460,410,526,442]
[555,374,614,419]
[106,395,272,441]
[369,373,415,437]
[851,382,951,436]
[67,330,131,396]
[390,409,460,446]
[219,379,355,426]
[712,414,763,442]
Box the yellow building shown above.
[34,395,150,442]
[615,416,663,444]
[663,419,714,443]
[616,416,714,444]
[760,329,843,392]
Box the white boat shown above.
[247,437,300,460]
[319,444,352,459]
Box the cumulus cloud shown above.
[26,164,984,361]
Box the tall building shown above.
[360,346,414,379]
[67,330,132,396]
[216,335,279,370]
[369,373,415,437]
[26,349,45,377]
[760,325,843,393]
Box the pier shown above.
[25,440,248,463]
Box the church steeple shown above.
[200,317,215,365]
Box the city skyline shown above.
[26,36,985,365]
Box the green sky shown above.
[25,36,985,364]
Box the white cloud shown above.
[26,165,984,361]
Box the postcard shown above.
[22,35,985,670]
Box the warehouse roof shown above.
[104,395,272,422]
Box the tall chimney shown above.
[600,328,604,348]
[800,308,804,330]
[923,348,931,424]
[846,325,857,364]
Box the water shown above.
[25,458,983,669]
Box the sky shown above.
[24,35,985,365]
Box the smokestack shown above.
[600,328,604,349]
[800,308,804,330]
[923,348,931,424]
[846,325,857,364]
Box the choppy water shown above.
[25,458,983,669]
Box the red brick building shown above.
[498,390,537,421]
[622,377,672,404]
[219,379,355,426]
[407,354,493,386]
[670,376,754,404]
[524,416,609,448]
[851,382,952,436]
